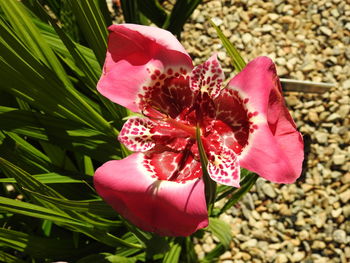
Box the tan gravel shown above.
[182,0,349,262]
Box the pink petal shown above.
[207,148,240,187]
[201,121,240,187]
[228,56,304,183]
[97,24,193,112]
[190,54,224,99]
[118,117,156,152]
[94,153,208,236]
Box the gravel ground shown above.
[182,1,350,262]
[108,0,350,262]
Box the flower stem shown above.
[195,124,217,212]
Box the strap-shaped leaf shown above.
[202,243,225,263]
[120,0,142,24]
[0,227,101,260]
[0,107,120,162]
[164,0,203,37]
[136,0,167,27]
[0,0,69,83]
[219,173,258,215]
[0,14,114,135]
[162,242,181,263]
[22,189,118,219]
[196,124,216,207]
[0,131,52,174]
[0,251,26,263]
[210,21,246,72]
[0,197,91,228]
[70,0,109,66]
[0,172,85,184]
[208,218,231,248]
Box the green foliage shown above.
[207,218,231,248]
[210,20,246,72]
[120,0,203,37]
[0,1,257,262]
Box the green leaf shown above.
[136,0,167,27]
[208,218,231,248]
[0,107,120,162]
[219,174,259,215]
[0,172,86,184]
[145,235,170,258]
[0,227,100,260]
[210,20,246,72]
[0,197,92,228]
[215,168,252,201]
[164,0,203,37]
[162,242,181,263]
[0,0,69,82]
[120,0,142,24]
[0,131,52,174]
[0,12,114,135]
[201,243,225,263]
[0,157,64,199]
[196,125,216,207]
[0,251,26,263]
[34,17,101,78]
[35,6,126,123]
[70,0,109,66]
[22,189,118,219]
[77,253,137,263]
[40,141,77,171]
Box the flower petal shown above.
[190,54,224,99]
[228,56,304,183]
[97,24,193,112]
[118,117,156,152]
[207,148,240,187]
[94,153,208,236]
[201,123,240,187]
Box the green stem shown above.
[195,124,217,213]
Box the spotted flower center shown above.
[119,56,258,187]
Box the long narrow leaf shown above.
[0,14,115,135]
[136,0,167,27]
[208,218,231,248]
[70,0,109,66]
[0,157,64,199]
[219,174,259,215]
[0,172,85,184]
[0,107,121,162]
[210,21,246,72]
[0,251,26,263]
[0,0,68,82]
[164,0,203,37]
[120,0,142,24]
[0,227,99,260]
[162,242,181,263]
[22,189,118,218]
[0,131,52,174]
[0,197,92,228]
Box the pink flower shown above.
[94,24,304,236]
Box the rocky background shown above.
[110,0,350,262]
[183,1,349,262]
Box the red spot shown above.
[167,68,173,75]
[154,70,161,75]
